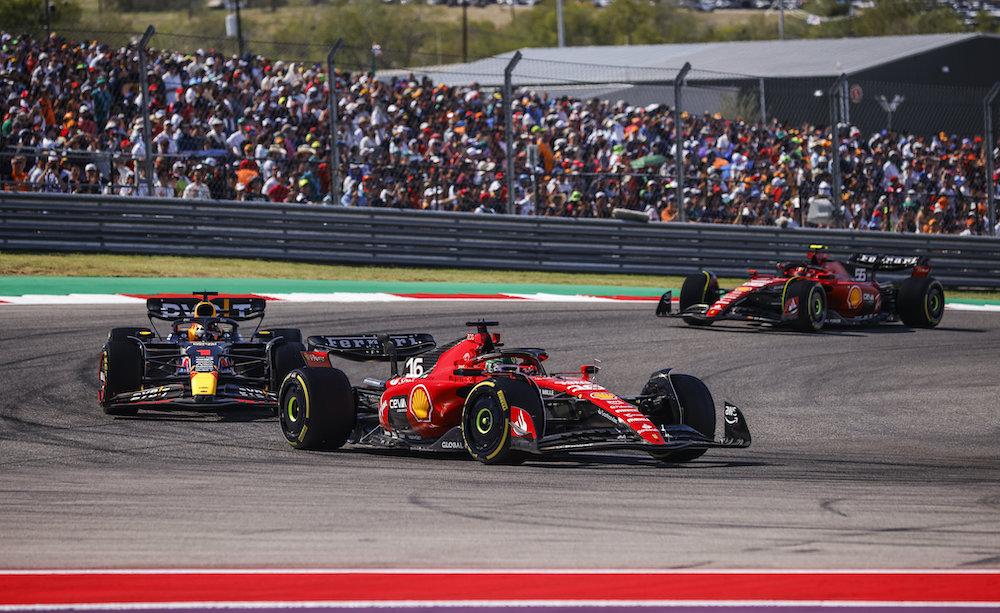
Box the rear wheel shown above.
[642,372,716,463]
[679,271,720,311]
[261,328,302,343]
[271,341,306,390]
[786,280,826,332]
[897,276,944,328]
[99,335,143,416]
[278,368,355,450]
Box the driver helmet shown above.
[484,356,517,373]
[187,323,207,342]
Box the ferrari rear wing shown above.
[307,334,436,362]
[849,253,929,272]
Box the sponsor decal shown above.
[301,352,331,367]
[388,396,407,410]
[847,285,863,309]
[409,385,432,422]
[156,301,255,319]
[590,391,617,400]
[510,406,537,439]
[128,386,169,401]
[724,405,739,425]
[237,387,267,399]
[440,440,464,449]
[784,296,799,315]
[862,291,875,305]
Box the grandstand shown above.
[1,30,998,235]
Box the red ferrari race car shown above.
[277,321,751,464]
[657,246,945,332]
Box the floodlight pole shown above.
[234,0,245,57]
[461,0,469,63]
[503,51,522,215]
[828,73,846,220]
[985,82,1000,236]
[675,62,691,223]
[556,0,565,47]
[758,77,767,124]
[138,25,156,198]
[327,38,344,205]
[778,0,785,40]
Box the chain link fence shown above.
[2,26,998,235]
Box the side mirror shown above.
[580,363,600,381]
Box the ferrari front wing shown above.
[532,403,752,454]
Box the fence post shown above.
[985,82,1000,236]
[138,25,156,198]
[234,0,245,57]
[828,73,846,220]
[675,62,692,223]
[327,38,344,206]
[758,77,767,124]
[503,51,522,215]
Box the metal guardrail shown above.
[2,193,999,288]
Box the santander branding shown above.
[547,379,663,445]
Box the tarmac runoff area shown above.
[0,300,998,609]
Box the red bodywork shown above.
[302,329,666,446]
[703,249,927,323]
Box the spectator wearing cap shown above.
[76,163,103,194]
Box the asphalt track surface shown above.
[1,302,998,569]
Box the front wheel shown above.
[679,271,720,311]
[99,336,143,416]
[786,280,826,332]
[897,276,944,328]
[278,368,355,450]
[643,372,717,463]
[461,379,523,465]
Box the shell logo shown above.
[409,385,432,422]
[847,285,863,309]
[590,391,617,400]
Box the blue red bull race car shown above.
[99,292,305,415]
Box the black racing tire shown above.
[642,372,716,463]
[897,276,945,328]
[108,327,151,342]
[271,341,306,390]
[262,328,302,343]
[679,271,720,311]
[278,367,356,450]
[99,335,143,416]
[787,279,827,332]
[461,378,523,465]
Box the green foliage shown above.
[812,0,965,37]
[0,0,81,30]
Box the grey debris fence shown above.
[2,192,997,288]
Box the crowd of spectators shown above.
[2,31,998,235]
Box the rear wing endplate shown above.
[307,334,436,362]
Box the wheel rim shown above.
[286,395,301,424]
[808,287,826,327]
[926,287,944,322]
[279,379,305,441]
[475,407,494,435]
[465,394,503,454]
